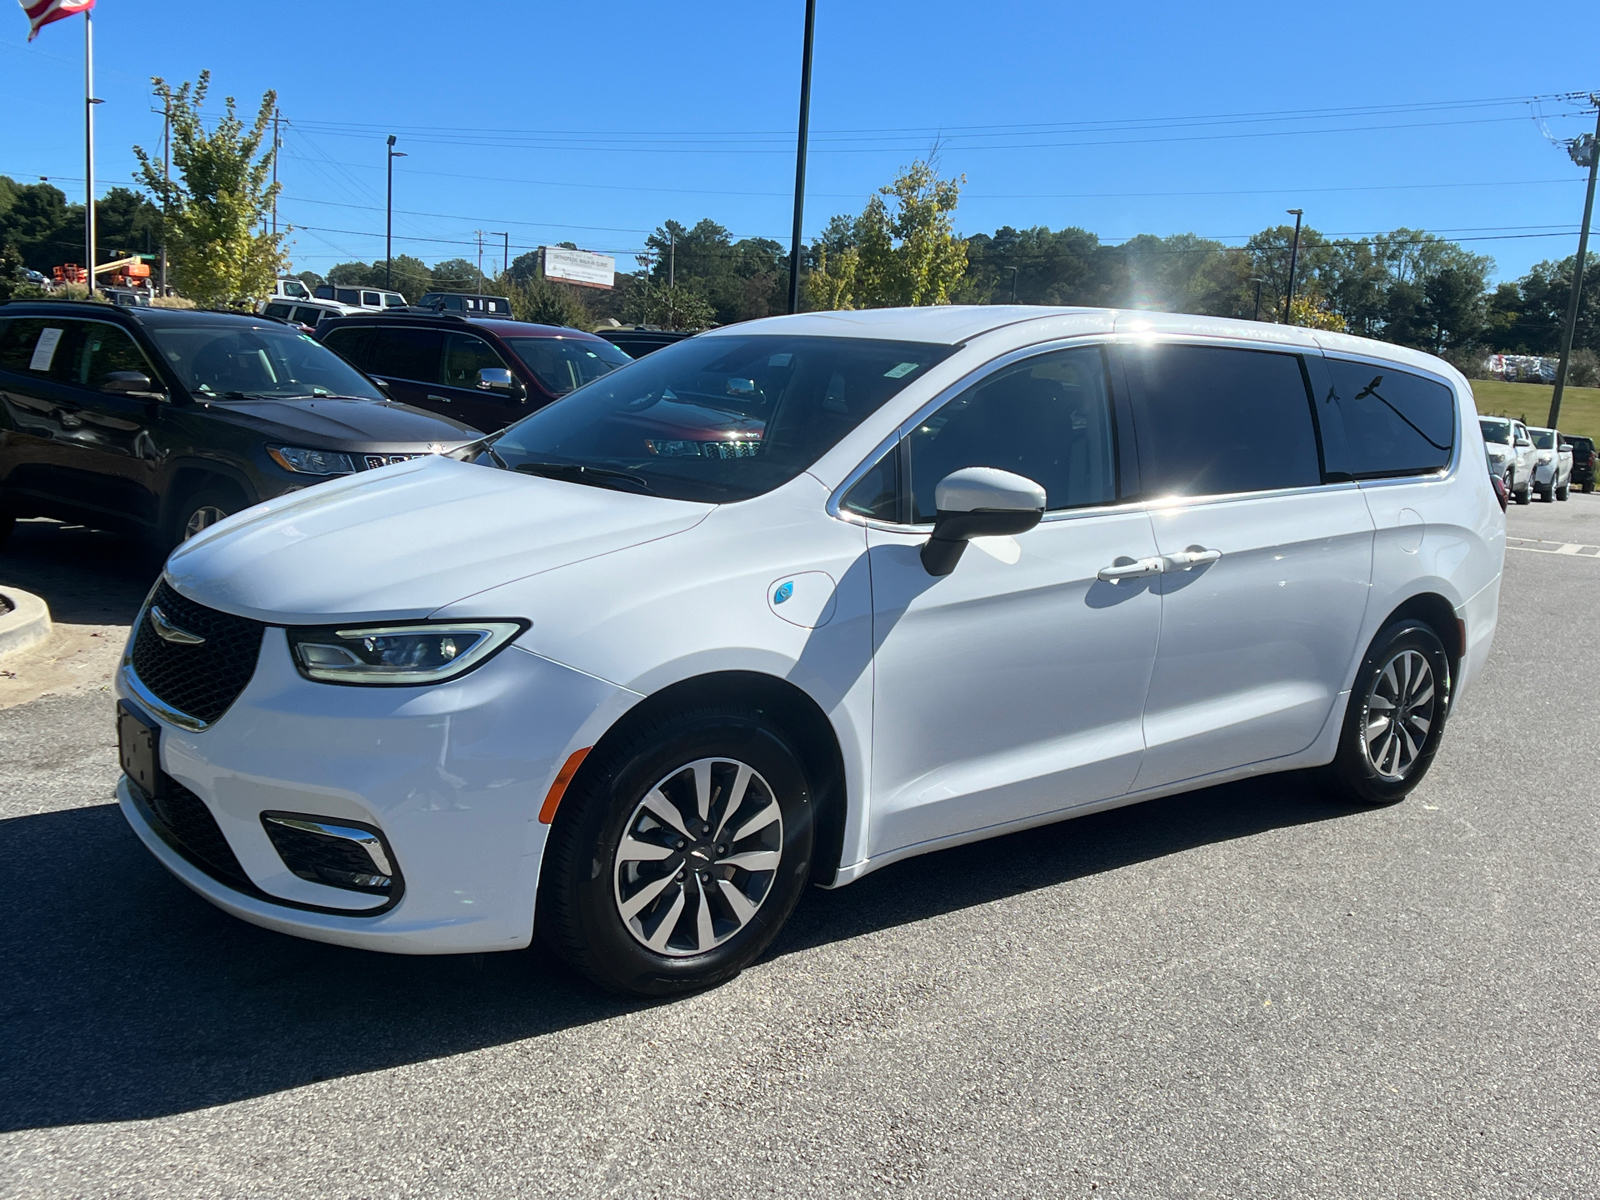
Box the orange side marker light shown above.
[539,747,591,824]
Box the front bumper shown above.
[115,629,638,954]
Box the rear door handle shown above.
[1097,556,1165,583]
[1163,547,1223,571]
[425,394,453,403]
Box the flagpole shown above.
[84,8,96,292]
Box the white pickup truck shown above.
[1479,416,1538,505]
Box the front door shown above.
[1122,341,1374,790]
[864,345,1163,858]
[433,331,529,432]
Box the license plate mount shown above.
[117,701,163,798]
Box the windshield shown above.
[1530,430,1555,449]
[146,322,386,400]
[486,334,957,503]
[505,336,630,396]
[1479,419,1511,443]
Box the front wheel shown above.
[166,485,240,550]
[1515,476,1532,505]
[1324,620,1451,806]
[1557,480,1569,501]
[538,704,814,996]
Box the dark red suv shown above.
[316,312,632,433]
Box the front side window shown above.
[1323,358,1454,478]
[264,302,294,319]
[441,333,509,388]
[1514,425,1531,446]
[1125,343,1320,496]
[907,345,1116,522]
[68,322,159,391]
[145,321,386,401]
[488,334,956,504]
[504,336,630,396]
[362,292,381,308]
[294,306,331,326]
[383,293,405,308]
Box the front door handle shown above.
[1097,556,1165,583]
[425,394,453,404]
[1163,547,1223,571]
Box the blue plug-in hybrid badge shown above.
[773,580,794,604]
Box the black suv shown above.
[1566,435,1596,494]
[315,311,631,432]
[0,301,479,550]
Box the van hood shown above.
[165,454,710,623]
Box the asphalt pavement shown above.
[1,498,1597,1199]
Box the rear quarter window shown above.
[0,318,72,377]
[1322,359,1454,479]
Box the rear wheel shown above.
[1584,480,1595,494]
[538,704,814,997]
[1325,620,1451,806]
[1557,480,1570,501]
[1515,475,1532,504]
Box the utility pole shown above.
[475,231,484,295]
[1006,264,1019,304]
[786,0,817,315]
[84,10,100,292]
[1282,208,1304,324]
[492,232,508,279]
[271,108,280,238]
[669,230,676,290]
[1252,277,1263,321]
[385,136,406,289]
[1548,98,1600,431]
[160,98,170,296]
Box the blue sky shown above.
[3,0,1596,284]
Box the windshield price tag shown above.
[29,327,64,372]
[884,361,921,379]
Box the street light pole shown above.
[1548,99,1600,431]
[84,10,100,291]
[385,136,406,288]
[1283,208,1304,324]
[786,0,817,315]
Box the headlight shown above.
[269,445,358,475]
[287,621,526,685]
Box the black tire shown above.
[1584,481,1595,494]
[1514,476,1532,505]
[1557,481,1569,501]
[166,484,241,549]
[1325,620,1451,806]
[538,704,815,997]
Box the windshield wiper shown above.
[513,461,656,494]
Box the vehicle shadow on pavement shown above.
[0,520,159,625]
[0,773,1359,1132]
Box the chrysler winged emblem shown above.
[148,605,205,645]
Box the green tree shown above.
[806,159,967,309]
[133,73,286,306]
[0,178,77,271]
[428,257,490,293]
[504,273,591,328]
[325,255,431,300]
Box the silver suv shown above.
[1479,416,1537,505]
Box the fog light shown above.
[261,812,400,895]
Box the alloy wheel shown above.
[1362,649,1436,782]
[612,757,784,957]
[183,505,229,539]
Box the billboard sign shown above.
[543,247,616,290]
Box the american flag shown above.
[19,0,94,41]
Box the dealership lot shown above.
[1,498,1598,1198]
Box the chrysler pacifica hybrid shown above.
[113,307,1503,996]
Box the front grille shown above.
[130,582,265,726]
[364,453,423,470]
[702,440,761,459]
[145,776,250,886]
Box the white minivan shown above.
[115,307,1505,996]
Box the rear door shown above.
[0,316,83,513]
[1121,340,1374,790]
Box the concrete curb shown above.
[0,587,52,659]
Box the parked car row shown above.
[1477,414,1585,503]
[89,304,1505,999]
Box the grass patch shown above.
[1469,379,1600,440]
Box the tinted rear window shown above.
[1124,344,1320,496]
[1324,359,1454,478]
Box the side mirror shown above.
[101,371,165,399]
[921,467,1046,576]
[477,367,523,397]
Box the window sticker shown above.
[29,327,64,372]
[884,361,921,379]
